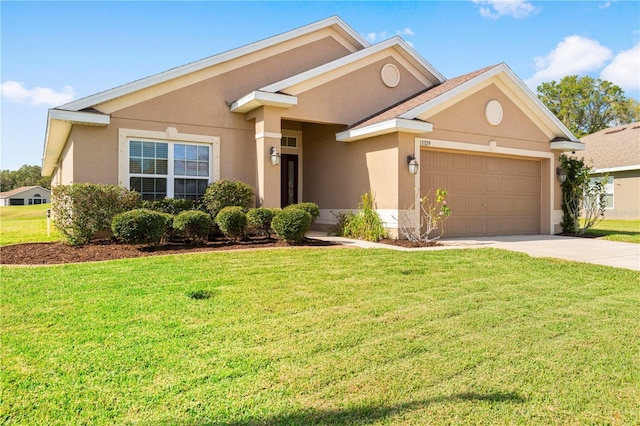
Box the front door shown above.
[281,154,299,207]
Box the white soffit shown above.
[336,118,433,142]
[260,37,445,95]
[230,91,298,113]
[549,140,586,151]
[55,16,369,113]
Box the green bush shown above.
[271,208,312,244]
[286,202,320,224]
[215,206,247,241]
[173,210,212,244]
[343,191,387,242]
[52,184,141,245]
[247,207,278,237]
[141,198,194,215]
[111,209,169,246]
[202,180,254,219]
[327,210,355,236]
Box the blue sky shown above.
[1,1,639,171]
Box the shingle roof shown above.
[0,186,50,198]
[579,123,640,169]
[349,64,498,130]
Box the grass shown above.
[584,219,640,244]
[0,203,60,246]
[2,248,638,425]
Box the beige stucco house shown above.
[42,16,583,238]
[580,123,640,219]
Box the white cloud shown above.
[472,0,538,19]
[598,2,611,9]
[365,28,415,44]
[0,80,75,106]
[601,43,640,91]
[397,28,415,36]
[524,35,613,89]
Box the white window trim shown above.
[118,127,220,198]
[591,176,614,210]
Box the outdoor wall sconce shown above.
[407,155,419,175]
[270,146,280,166]
[555,166,566,183]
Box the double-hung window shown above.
[120,128,220,201]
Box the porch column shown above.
[249,106,283,208]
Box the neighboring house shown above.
[42,16,583,238]
[580,123,640,219]
[0,186,51,206]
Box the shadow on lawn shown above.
[204,391,526,425]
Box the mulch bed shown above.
[0,236,441,266]
[0,237,340,265]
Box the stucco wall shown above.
[285,56,427,126]
[424,84,551,152]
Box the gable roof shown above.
[338,63,581,145]
[0,186,51,198]
[580,123,640,171]
[56,16,369,113]
[231,36,446,113]
[42,16,370,176]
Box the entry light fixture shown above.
[555,166,566,183]
[407,155,419,175]
[270,146,280,166]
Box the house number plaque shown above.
[419,139,431,147]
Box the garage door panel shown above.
[421,151,541,237]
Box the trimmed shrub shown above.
[202,180,254,219]
[215,206,247,241]
[271,208,312,244]
[111,209,169,246]
[247,207,278,237]
[173,210,212,244]
[141,198,194,215]
[52,184,141,245]
[286,202,320,224]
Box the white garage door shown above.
[420,151,541,237]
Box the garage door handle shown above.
[482,202,487,207]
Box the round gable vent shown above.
[485,100,503,125]
[381,63,401,88]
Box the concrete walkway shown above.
[308,232,640,271]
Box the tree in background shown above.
[0,165,51,192]
[537,75,640,138]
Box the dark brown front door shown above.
[281,154,299,207]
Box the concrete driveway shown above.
[310,232,640,271]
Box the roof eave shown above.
[229,91,298,113]
[336,118,433,142]
[42,110,111,176]
[54,16,369,113]
[549,140,586,152]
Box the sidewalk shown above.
[308,232,640,271]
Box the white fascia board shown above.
[393,37,446,84]
[549,140,586,151]
[230,91,297,113]
[260,36,444,94]
[399,63,579,143]
[56,16,368,112]
[49,109,110,125]
[591,164,640,174]
[336,118,433,142]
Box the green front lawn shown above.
[0,204,60,246]
[2,248,638,424]
[585,219,640,244]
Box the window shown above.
[119,128,220,201]
[30,194,43,205]
[589,176,614,209]
[281,136,297,148]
